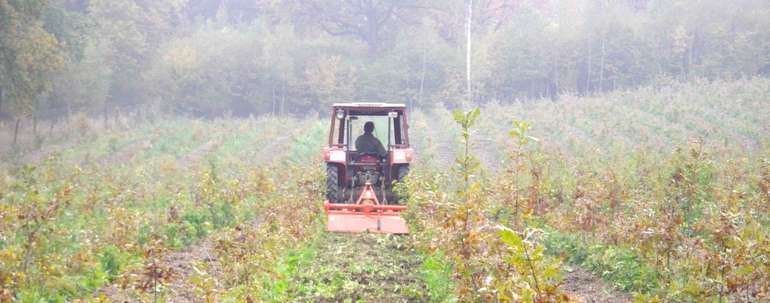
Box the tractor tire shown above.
[326,164,340,203]
[397,165,410,182]
[394,165,410,203]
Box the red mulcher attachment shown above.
[324,182,409,234]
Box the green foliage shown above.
[287,120,326,164]
[452,107,481,193]
[452,108,480,132]
[4,0,769,119]
[405,84,769,301]
[543,230,659,294]
[420,252,457,303]
[259,243,318,302]
[97,245,135,282]
[400,109,572,302]
[0,0,65,117]
[0,117,314,301]
[497,227,566,302]
[256,233,435,303]
[0,78,769,302]
[508,120,533,146]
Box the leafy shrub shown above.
[543,230,660,293]
[98,245,134,281]
[420,252,456,303]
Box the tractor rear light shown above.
[393,150,406,162]
[393,149,413,163]
[329,150,346,162]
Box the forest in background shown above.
[2,0,770,122]
[2,1,770,301]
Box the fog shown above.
[2,1,770,302]
[2,0,769,120]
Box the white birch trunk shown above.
[466,0,473,103]
[418,46,427,108]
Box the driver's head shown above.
[364,121,375,134]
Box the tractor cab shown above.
[326,103,411,162]
[322,103,413,234]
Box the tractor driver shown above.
[355,121,387,158]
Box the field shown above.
[1,78,769,302]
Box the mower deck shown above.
[325,202,409,234]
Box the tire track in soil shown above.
[288,233,428,303]
[96,136,229,303]
[3,135,151,168]
[93,138,153,166]
[561,266,632,303]
[95,125,306,302]
[176,138,222,169]
[96,120,631,302]
[109,132,282,301]
[16,140,77,163]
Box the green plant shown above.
[420,252,456,303]
[542,228,660,294]
[497,227,567,302]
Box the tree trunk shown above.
[33,115,38,136]
[687,33,696,80]
[280,82,285,116]
[465,0,473,104]
[365,7,380,56]
[552,14,560,99]
[103,106,109,129]
[65,103,72,130]
[529,79,535,99]
[49,117,56,137]
[13,118,20,145]
[418,46,427,108]
[586,42,592,95]
[553,50,559,98]
[271,83,277,116]
[599,31,606,92]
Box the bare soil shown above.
[286,232,428,303]
[96,237,225,302]
[176,139,221,168]
[95,138,152,165]
[561,265,632,303]
[98,231,631,303]
[93,122,631,302]
[95,128,302,302]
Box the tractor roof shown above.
[332,102,406,110]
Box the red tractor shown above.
[323,103,414,234]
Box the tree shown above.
[304,55,357,108]
[0,0,64,143]
[294,0,429,55]
[49,36,112,117]
[88,0,184,119]
[86,0,146,122]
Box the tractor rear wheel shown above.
[326,164,340,203]
[397,165,409,182]
[394,165,410,203]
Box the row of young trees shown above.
[1,0,769,123]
